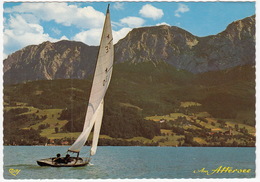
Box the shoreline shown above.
[3,145,256,148]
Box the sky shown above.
[3,1,255,59]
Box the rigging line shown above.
[106,65,113,72]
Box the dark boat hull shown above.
[37,157,90,167]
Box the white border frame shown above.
[0,1,258,182]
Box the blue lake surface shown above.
[3,146,255,179]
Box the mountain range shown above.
[3,15,256,146]
[3,15,255,84]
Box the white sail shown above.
[68,5,114,153]
[90,99,104,156]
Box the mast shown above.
[68,4,114,155]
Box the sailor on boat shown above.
[53,153,63,163]
[64,154,72,164]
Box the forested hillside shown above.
[4,62,255,146]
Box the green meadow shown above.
[3,63,255,146]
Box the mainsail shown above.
[68,5,114,155]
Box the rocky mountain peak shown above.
[115,25,199,64]
[4,40,98,84]
[115,15,255,72]
[214,15,255,50]
[3,15,255,84]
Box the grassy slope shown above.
[3,62,255,146]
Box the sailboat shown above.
[37,5,114,167]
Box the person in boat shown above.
[64,154,72,164]
[53,153,63,163]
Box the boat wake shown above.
[88,162,94,166]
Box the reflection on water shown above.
[4,146,255,179]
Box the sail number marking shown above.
[103,66,113,86]
[105,38,113,53]
[103,75,109,86]
[103,35,113,86]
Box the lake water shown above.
[3,146,255,179]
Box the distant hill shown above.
[4,62,255,128]
[3,15,255,84]
[3,62,255,146]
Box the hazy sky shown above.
[3,1,255,58]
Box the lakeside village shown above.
[4,102,255,147]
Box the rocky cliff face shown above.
[115,15,255,73]
[3,15,255,84]
[4,40,98,84]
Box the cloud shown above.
[5,3,105,29]
[3,2,106,57]
[51,28,61,35]
[73,27,132,46]
[139,4,164,20]
[113,2,124,10]
[3,14,67,57]
[156,22,170,26]
[73,28,102,46]
[113,28,132,43]
[120,17,145,28]
[175,3,190,17]
[3,2,132,57]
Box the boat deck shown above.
[37,157,90,167]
